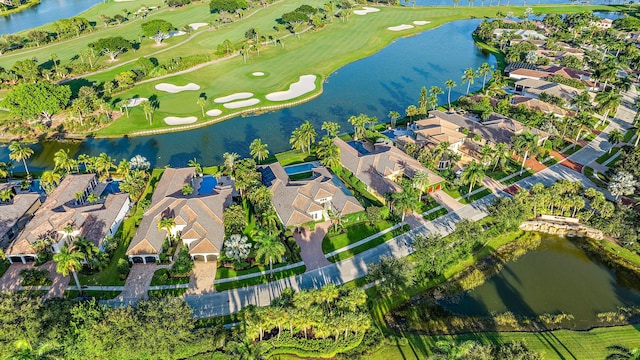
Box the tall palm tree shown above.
[479,144,494,166]
[412,171,430,201]
[391,187,419,221]
[94,153,115,179]
[117,99,130,118]
[40,170,62,194]
[348,114,368,140]
[445,79,457,110]
[606,345,640,360]
[321,121,340,137]
[252,229,286,277]
[157,216,176,243]
[512,132,539,176]
[188,158,202,175]
[53,246,84,292]
[327,207,345,233]
[388,111,400,128]
[607,129,624,153]
[289,128,306,153]
[249,139,269,164]
[196,97,207,118]
[428,86,444,111]
[8,142,34,177]
[492,142,510,171]
[53,149,74,174]
[72,237,98,264]
[477,62,493,92]
[298,120,317,154]
[460,161,486,197]
[461,68,476,95]
[141,100,154,126]
[120,169,149,201]
[223,152,240,175]
[595,90,622,126]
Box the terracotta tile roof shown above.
[189,237,219,254]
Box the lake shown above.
[438,235,640,328]
[0,0,103,35]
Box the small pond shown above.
[438,235,640,328]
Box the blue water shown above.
[284,162,316,175]
[102,180,120,196]
[348,141,370,155]
[331,176,353,196]
[0,19,494,170]
[28,179,43,194]
[0,0,104,35]
[198,175,217,195]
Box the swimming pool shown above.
[103,181,121,196]
[284,162,316,175]
[331,176,353,196]
[347,141,370,155]
[198,175,217,195]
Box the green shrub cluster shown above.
[19,268,51,286]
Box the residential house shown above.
[258,163,364,227]
[126,168,234,264]
[5,174,130,264]
[0,183,41,249]
[512,95,572,118]
[333,138,445,200]
[493,29,547,41]
[514,78,581,104]
[591,18,613,30]
[508,68,552,81]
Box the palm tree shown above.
[188,158,202,175]
[289,128,305,153]
[223,152,240,175]
[117,99,130,118]
[40,170,62,194]
[157,216,176,243]
[349,114,368,140]
[53,246,84,293]
[512,131,539,176]
[327,206,345,233]
[388,111,400,128]
[6,339,59,360]
[428,86,444,111]
[445,79,457,110]
[53,149,74,174]
[249,139,269,164]
[606,345,640,360]
[0,188,15,203]
[120,169,149,201]
[391,187,419,221]
[141,100,154,126]
[460,161,485,197]
[86,193,99,204]
[595,90,622,126]
[321,121,340,137]
[608,171,637,201]
[461,68,476,95]
[196,97,207,118]
[316,137,341,169]
[492,142,510,171]
[477,62,493,92]
[94,153,115,179]
[412,171,430,201]
[252,229,286,277]
[298,120,317,154]
[8,142,34,177]
[608,129,624,153]
[72,237,98,264]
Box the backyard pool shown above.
[382,128,411,139]
[284,162,318,175]
[102,181,121,196]
[198,175,217,195]
[347,141,370,155]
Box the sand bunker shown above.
[126,98,148,107]
[155,83,200,93]
[189,22,208,30]
[164,116,197,125]
[214,92,253,103]
[265,75,316,101]
[252,72,265,76]
[354,7,380,15]
[413,20,430,25]
[169,30,187,37]
[223,98,260,109]
[206,109,222,116]
[388,24,414,31]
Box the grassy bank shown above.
[0,0,39,17]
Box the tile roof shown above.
[0,184,41,241]
[515,78,581,102]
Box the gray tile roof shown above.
[0,183,41,243]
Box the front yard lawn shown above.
[501,170,534,185]
[148,288,188,298]
[64,290,122,300]
[562,144,582,155]
[327,224,410,263]
[322,220,396,254]
[216,262,290,280]
[459,188,492,205]
[595,147,621,164]
[214,264,306,291]
[424,208,448,221]
[150,268,190,286]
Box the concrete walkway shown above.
[294,221,331,271]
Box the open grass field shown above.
[1,0,617,137]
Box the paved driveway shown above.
[0,263,33,292]
[114,264,168,302]
[294,221,331,271]
[41,261,69,300]
[187,261,217,295]
[429,190,463,211]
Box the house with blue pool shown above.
[5,174,130,264]
[258,162,364,227]
[126,168,235,264]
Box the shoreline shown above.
[0,0,40,17]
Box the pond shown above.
[0,0,103,35]
[0,19,496,171]
[438,235,640,328]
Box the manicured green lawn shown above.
[541,156,559,165]
[459,188,492,205]
[623,129,636,143]
[148,288,188,298]
[288,171,313,181]
[562,144,582,155]
[322,220,395,254]
[584,166,608,188]
[215,262,290,280]
[372,325,640,360]
[424,208,448,221]
[214,264,306,291]
[64,290,122,300]
[418,198,440,214]
[275,150,316,167]
[596,147,621,164]
[150,270,190,286]
[327,224,410,263]
[501,170,534,185]
[443,184,481,200]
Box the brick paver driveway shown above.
[429,190,463,212]
[41,261,69,300]
[187,260,217,295]
[294,221,331,271]
[114,264,168,302]
[0,263,33,292]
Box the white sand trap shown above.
[413,20,430,25]
[206,109,222,116]
[252,72,265,76]
[354,7,380,15]
[189,22,208,30]
[214,92,253,103]
[223,98,260,109]
[155,83,200,93]
[266,75,317,101]
[164,116,197,125]
[169,30,187,37]
[388,24,414,31]
[126,98,148,107]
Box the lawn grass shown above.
[148,288,188,298]
[288,171,313,181]
[213,264,306,291]
[327,224,410,263]
[150,269,190,286]
[64,290,122,300]
[424,208,448,221]
[459,188,492,205]
[595,147,621,165]
[275,150,316,167]
[562,144,582,155]
[501,170,534,185]
[583,132,596,142]
[322,220,396,254]
[418,198,440,214]
[623,129,636,143]
[215,261,290,280]
[541,156,559,165]
[584,166,608,188]
[371,325,640,360]
[202,165,221,175]
[596,120,610,131]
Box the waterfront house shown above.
[5,174,130,264]
[258,163,364,227]
[514,78,581,104]
[0,183,41,249]
[126,168,234,264]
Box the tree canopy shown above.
[1,82,71,121]
[209,0,248,13]
[88,36,133,61]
